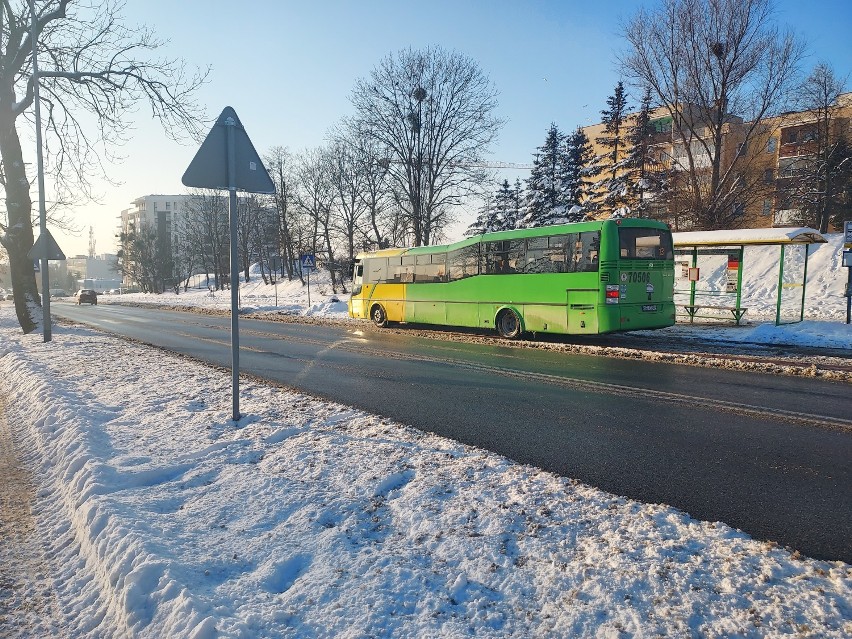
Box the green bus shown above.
[349,219,675,338]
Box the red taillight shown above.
[605,285,620,304]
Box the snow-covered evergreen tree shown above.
[511,178,524,228]
[593,81,631,216]
[464,194,501,236]
[621,87,668,218]
[466,179,523,236]
[493,179,521,230]
[522,123,569,227]
[565,126,598,220]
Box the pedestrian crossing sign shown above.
[300,254,316,269]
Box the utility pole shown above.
[29,0,51,342]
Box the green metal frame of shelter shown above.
[672,227,827,326]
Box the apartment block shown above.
[118,194,195,245]
[581,93,852,231]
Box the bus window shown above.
[524,236,549,273]
[364,258,386,284]
[448,244,479,281]
[526,235,568,273]
[573,231,600,272]
[385,257,406,283]
[546,235,569,271]
[414,253,446,283]
[618,228,673,260]
[507,240,524,273]
[483,240,522,275]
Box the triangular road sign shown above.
[182,106,275,194]
[28,229,66,261]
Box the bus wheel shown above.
[371,304,387,328]
[496,309,521,339]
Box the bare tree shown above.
[782,63,851,232]
[116,222,160,293]
[350,46,503,246]
[327,134,369,265]
[346,124,396,250]
[236,194,258,283]
[295,147,341,292]
[619,0,804,229]
[0,1,207,332]
[265,146,303,282]
[181,190,229,290]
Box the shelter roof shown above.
[673,227,826,247]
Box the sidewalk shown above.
[0,397,62,637]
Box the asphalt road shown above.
[54,303,852,563]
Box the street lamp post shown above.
[410,86,427,246]
[29,0,51,342]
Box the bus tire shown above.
[496,309,522,339]
[371,304,388,328]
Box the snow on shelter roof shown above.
[673,227,827,246]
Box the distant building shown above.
[118,194,195,246]
[64,254,120,292]
[581,92,852,231]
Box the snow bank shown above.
[0,339,215,637]
[1,310,850,637]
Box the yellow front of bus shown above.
[348,249,408,322]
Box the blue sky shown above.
[51,0,852,255]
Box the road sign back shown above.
[182,106,275,194]
[28,229,66,261]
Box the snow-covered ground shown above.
[0,234,850,638]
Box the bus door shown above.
[349,260,365,318]
[566,288,598,333]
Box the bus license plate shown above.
[641,304,658,312]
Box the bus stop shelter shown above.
[672,227,826,326]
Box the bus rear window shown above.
[618,228,673,260]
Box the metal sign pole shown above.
[226,116,240,422]
[181,106,275,424]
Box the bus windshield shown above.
[618,227,673,260]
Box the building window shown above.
[166,202,171,210]
[766,137,777,153]
[763,169,775,184]
[736,142,748,157]
[762,199,772,216]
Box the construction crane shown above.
[464,161,534,170]
[377,158,533,170]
